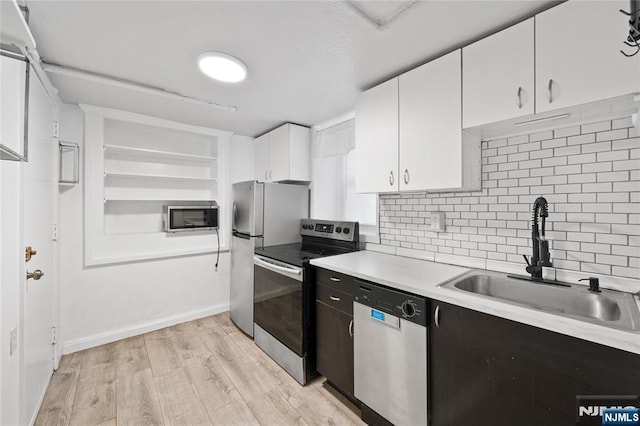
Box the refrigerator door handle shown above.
[232,203,238,230]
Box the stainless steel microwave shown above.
[163,203,219,232]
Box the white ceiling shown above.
[26,0,558,137]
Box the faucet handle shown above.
[579,277,601,293]
[522,254,531,266]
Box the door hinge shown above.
[51,326,57,345]
[52,223,58,241]
[53,121,59,138]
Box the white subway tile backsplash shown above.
[581,120,611,134]
[596,129,628,142]
[378,116,639,281]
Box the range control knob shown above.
[401,301,416,318]
[343,227,350,235]
[335,227,342,233]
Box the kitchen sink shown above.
[440,272,640,332]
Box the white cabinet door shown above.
[399,50,462,191]
[254,134,269,182]
[463,19,534,127]
[268,123,290,182]
[355,78,399,193]
[536,0,640,113]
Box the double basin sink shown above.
[440,271,640,332]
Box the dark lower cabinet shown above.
[315,267,358,402]
[429,300,640,426]
[316,299,354,399]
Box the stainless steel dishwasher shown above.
[354,281,428,426]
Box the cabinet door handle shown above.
[329,276,341,282]
[517,86,523,109]
[403,168,409,185]
[389,171,394,186]
[434,305,440,328]
[348,319,354,337]
[547,79,554,104]
[329,295,341,302]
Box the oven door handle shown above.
[253,255,303,280]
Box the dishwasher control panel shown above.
[354,280,428,327]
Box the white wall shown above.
[58,105,232,353]
[229,134,254,183]
[0,160,22,426]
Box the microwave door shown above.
[232,181,264,237]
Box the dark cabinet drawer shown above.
[317,284,353,315]
[315,267,359,295]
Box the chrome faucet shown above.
[522,197,552,280]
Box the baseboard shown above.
[61,303,230,355]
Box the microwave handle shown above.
[253,255,302,276]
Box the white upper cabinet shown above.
[355,50,479,194]
[254,123,311,183]
[355,78,399,193]
[463,19,535,128]
[253,134,269,182]
[400,50,463,191]
[536,0,640,113]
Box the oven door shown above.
[253,254,304,356]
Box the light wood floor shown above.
[35,312,364,426]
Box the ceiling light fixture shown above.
[197,52,247,83]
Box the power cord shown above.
[215,228,220,270]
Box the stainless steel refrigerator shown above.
[230,181,309,337]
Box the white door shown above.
[536,0,640,113]
[21,67,56,425]
[355,77,399,193]
[399,50,462,191]
[462,19,534,128]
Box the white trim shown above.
[79,104,234,138]
[61,303,230,355]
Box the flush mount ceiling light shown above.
[197,52,247,83]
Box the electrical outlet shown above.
[10,327,17,356]
[430,212,445,232]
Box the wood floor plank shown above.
[77,342,117,384]
[116,368,164,426]
[171,321,212,362]
[36,312,366,426]
[114,335,150,378]
[154,366,211,425]
[214,311,239,335]
[199,319,307,425]
[70,344,117,426]
[183,353,259,426]
[34,352,84,426]
[144,328,182,375]
[224,325,364,426]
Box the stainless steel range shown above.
[253,219,360,385]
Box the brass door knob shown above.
[25,246,37,262]
[27,270,44,280]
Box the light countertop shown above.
[310,250,640,355]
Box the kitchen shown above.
[1,0,639,425]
